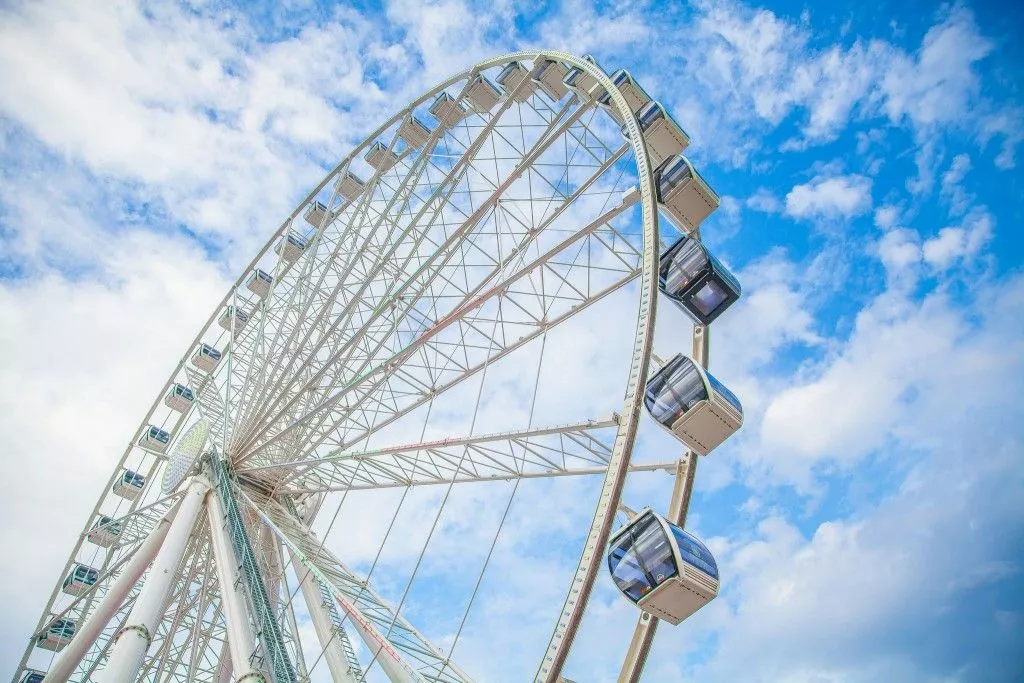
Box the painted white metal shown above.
[101,477,209,682]
[617,325,709,682]
[289,549,361,683]
[24,50,675,682]
[42,511,177,682]
[206,486,266,683]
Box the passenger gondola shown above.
[607,508,719,625]
[563,54,606,101]
[87,515,121,548]
[655,154,720,233]
[164,383,195,412]
[245,268,274,299]
[597,69,652,124]
[36,619,76,652]
[644,354,742,455]
[334,170,365,203]
[218,305,249,332]
[429,91,468,129]
[632,101,690,167]
[112,469,146,500]
[275,232,308,264]
[532,58,569,101]
[465,73,503,112]
[398,116,433,150]
[19,670,45,683]
[191,343,222,373]
[365,141,400,173]
[659,233,741,325]
[138,425,171,454]
[496,61,534,102]
[303,200,330,228]
[62,563,99,596]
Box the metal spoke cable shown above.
[441,331,548,676]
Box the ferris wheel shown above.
[14,50,745,683]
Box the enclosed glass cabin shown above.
[218,305,249,332]
[334,170,366,204]
[563,54,606,101]
[465,74,503,112]
[164,383,195,412]
[608,509,719,625]
[112,469,146,500]
[655,155,720,233]
[598,69,652,122]
[365,141,400,173]
[496,61,534,102]
[191,343,222,373]
[36,619,76,652]
[138,425,171,454]
[275,232,308,264]
[62,563,99,596]
[88,515,121,548]
[659,234,741,325]
[19,670,45,683]
[532,58,569,101]
[245,268,274,299]
[429,91,468,129]
[632,101,690,167]
[303,200,330,228]
[644,354,742,455]
[398,116,433,150]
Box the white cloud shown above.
[939,153,973,215]
[873,204,900,230]
[785,174,873,220]
[746,187,784,213]
[921,208,993,270]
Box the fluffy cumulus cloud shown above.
[785,173,873,220]
[1,0,1023,681]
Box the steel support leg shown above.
[206,490,266,683]
[100,477,209,682]
[289,549,361,683]
[42,504,182,683]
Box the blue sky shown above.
[0,0,1022,681]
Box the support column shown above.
[289,549,360,683]
[100,477,209,682]
[206,488,265,683]
[617,324,709,683]
[43,504,182,683]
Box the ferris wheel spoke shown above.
[246,493,475,682]
[239,417,619,491]
[280,134,631,436]
[235,78,539,446]
[239,135,447,437]
[233,94,596,460]
[244,187,642,464]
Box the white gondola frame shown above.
[607,508,719,626]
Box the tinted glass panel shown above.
[690,281,729,317]
[706,251,741,296]
[669,526,719,579]
[644,355,708,427]
[705,370,742,414]
[660,236,708,298]
[608,514,678,602]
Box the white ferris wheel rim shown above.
[18,49,665,683]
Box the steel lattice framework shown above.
[13,51,712,683]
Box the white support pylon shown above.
[101,477,210,681]
[289,548,360,683]
[206,486,266,683]
[42,502,181,683]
